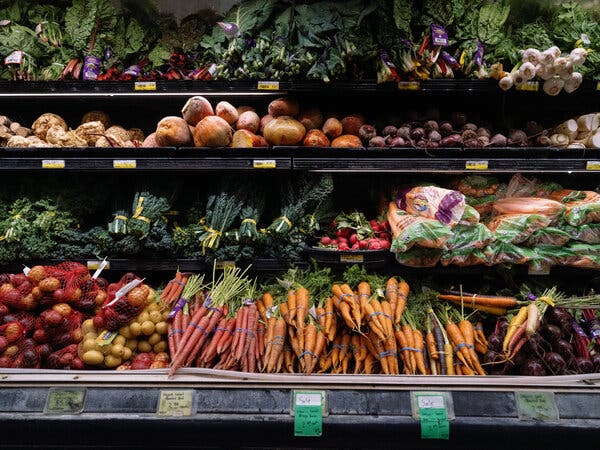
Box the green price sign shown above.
[516,391,559,422]
[44,388,86,414]
[413,392,450,440]
[293,391,325,437]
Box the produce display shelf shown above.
[0,79,596,97]
[1,147,599,173]
[1,371,599,449]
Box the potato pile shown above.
[79,298,169,368]
[5,111,145,148]
[147,95,366,149]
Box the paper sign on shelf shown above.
[292,390,326,437]
[134,81,157,91]
[257,81,280,91]
[157,390,194,417]
[44,388,86,415]
[516,391,559,422]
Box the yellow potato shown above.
[141,320,155,336]
[122,347,132,360]
[99,344,112,356]
[125,339,138,351]
[149,310,163,324]
[81,338,97,352]
[162,311,170,321]
[81,319,96,334]
[147,287,156,303]
[137,311,150,324]
[153,341,167,353]
[111,344,126,358]
[137,340,152,353]
[155,321,168,335]
[113,335,126,346]
[129,322,142,336]
[118,326,132,339]
[82,350,104,365]
[84,332,98,341]
[104,354,122,368]
[147,301,160,312]
[148,332,162,346]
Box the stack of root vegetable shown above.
[550,112,600,149]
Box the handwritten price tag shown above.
[293,390,326,437]
[157,390,194,417]
[134,81,157,91]
[44,388,86,415]
[516,391,558,422]
[257,81,280,91]
[412,393,450,440]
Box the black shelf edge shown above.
[0,79,596,96]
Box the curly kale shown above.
[112,235,141,256]
[144,223,175,256]
[85,226,114,255]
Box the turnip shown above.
[519,62,537,81]
[508,129,528,146]
[440,134,463,147]
[381,125,397,137]
[428,130,442,142]
[424,120,439,132]
[487,134,507,147]
[461,129,477,141]
[396,126,411,140]
[388,136,406,147]
[476,127,491,139]
[359,124,377,143]
[464,138,480,148]
[439,121,453,137]
[477,136,490,147]
[410,127,425,141]
[369,136,386,147]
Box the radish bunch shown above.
[318,215,392,251]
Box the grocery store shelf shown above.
[2,146,600,173]
[0,79,596,97]
[1,371,599,449]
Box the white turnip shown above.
[381,125,397,137]
[439,121,454,137]
[489,133,508,147]
[543,77,564,96]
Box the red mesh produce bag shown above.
[94,273,148,331]
[46,344,84,370]
[38,304,83,349]
[0,337,40,368]
[0,281,37,311]
[2,311,36,335]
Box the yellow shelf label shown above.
[157,390,194,417]
[257,81,280,90]
[253,159,277,169]
[215,260,236,270]
[113,159,137,169]
[87,260,110,270]
[134,81,157,91]
[398,81,420,91]
[340,254,364,263]
[586,161,600,171]
[515,81,539,92]
[596,81,600,91]
[465,160,489,170]
[42,159,65,169]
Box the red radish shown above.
[380,240,391,249]
[358,240,368,250]
[338,243,349,251]
[320,236,332,245]
[369,242,382,250]
[350,234,358,245]
[337,237,348,244]
[351,243,360,250]
[369,220,378,228]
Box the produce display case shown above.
[2,0,600,448]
